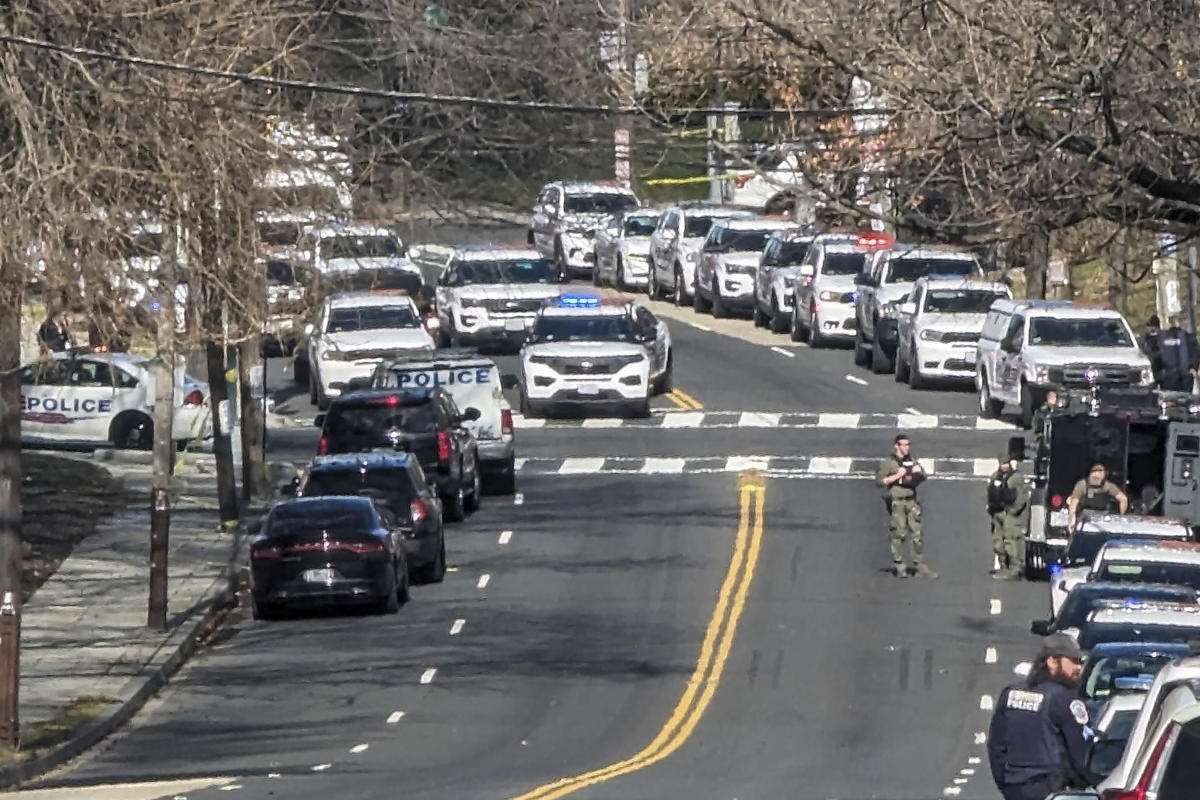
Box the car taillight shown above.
[1050,494,1063,509]
[317,435,329,456]
[437,431,451,462]
[183,389,204,406]
[346,541,385,554]
[856,233,894,250]
[1102,722,1180,800]
[252,545,280,559]
[410,498,428,524]
[366,395,402,407]
[501,409,513,436]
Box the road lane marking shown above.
[559,457,607,474]
[666,388,703,409]
[905,407,923,415]
[219,788,242,793]
[661,411,705,428]
[985,647,997,664]
[942,788,961,797]
[974,731,987,744]
[897,413,938,429]
[989,598,1002,615]
[514,493,524,505]
[979,695,994,711]
[725,455,770,472]
[974,458,994,476]
[420,668,437,684]
[507,471,767,800]
[968,757,981,765]
[640,457,686,474]
[581,418,624,428]
[818,413,861,428]
[499,530,513,544]
[450,618,466,635]
[975,417,1017,430]
[477,574,491,589]
[519,417,547,429]
[953,777,968,784]
[737,412,781,428]
[1014,661,1032,676]
[350,744,369,754]
[960,768,976,776]
[845,374,869,386]
[387,711,405,724]
[770,346,795,358]
[312,764,331,772]
[807,457,852,474]
[692,322,713,332]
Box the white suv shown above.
[646,204,754,304]
[894,276,1010,388]
[976,300,1154,427]
[788,233,874,347]
[529,181,639,279]
[692,218,799,318]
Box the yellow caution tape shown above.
[643,173,742,187]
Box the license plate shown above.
[577,384,602,396]
[1049,509,1070,529]
[302,568,338,583]
[504,319,527,332]
[960,347,977,362]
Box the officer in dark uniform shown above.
[1031,389,1059,461]
[1154,315,1200,392]
[1066,463,1128,528]
[988,633,1103,800]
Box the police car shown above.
[434,247,566,349]
[894,276,1011,387]
[306,223,421,293]
[529,181,640,278]
[369,351,516,494]
[1078,599,1200,650]
[19,353,211,449]
[296,291,435,409]
[518,295,672,418]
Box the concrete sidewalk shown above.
[6,451,246,786]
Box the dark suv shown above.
[314,388,481,522]
[298,452,447,583]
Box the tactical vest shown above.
[988,472,1016,513]
[1079,483,1114,512]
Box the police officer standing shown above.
[875,434,937,579]
[1154,314,1200,392]
[1066,462,1128,528]
[988,633,1103,799]
[1030,389,1059,460]
[988,453,1028,580]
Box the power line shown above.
[0,30,897,119]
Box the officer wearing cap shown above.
[875,433,937,579]
[1066,463,1128,528]
[988,634,1103,799]
[987,452,1028,581]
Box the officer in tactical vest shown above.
[987,453,1028,581]
[1066,462,1128,528]
[1154,314,1200,392]
[988,633,1103,800]
[875,434,937,579]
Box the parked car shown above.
[788,233,875,347]
[529,181,639,279]
[692,217,799,318]
[893,276,1011,388]
[646,204,754,304]
[1078,641,1194,718]
[593,208,660,291]
[752,229,817,333]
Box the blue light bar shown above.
[558,294,601,308]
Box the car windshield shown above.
[326,403,438,437]
[563,194,637,214]
[1097,562,1200,588]
[303,469,417,504]
[327,305,418,332]
[452,259,557,285]
[258,185,342,211]
[320,235,402,260]
[1081,622,1200,649]
[1029,318,1134,347]
[685,217,717,238]
[777,241,811,266]
[822,252,867,276]
[530,314,636,343]
[1082,652,1179,702]
[923,290,1006,313]
[265,260,308,286]
[623,217,657,236]
[1105,709,1139,740]
[1065,533,1112,567]
[717,230,773,253]
[887,257,977,283]
[258,222,304,248]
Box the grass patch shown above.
[0,695,117,763]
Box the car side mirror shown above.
[303,322,314,336]
[1030,619,1053,636]
[798,264,815,278]
[462,406,482,422]
[897,301,916,316]
[313,412,325,428]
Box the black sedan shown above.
[250,496,409,619]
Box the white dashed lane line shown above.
[845,374,869,386]
[387,711,405,724]
[989,598,1002,615]
[450,618,465,636]
[770,346,795,358]
[968,757,981,765]
[692,322,713,332]
[985,646,998,664]
[498,530,512,545]
[350,744,369,754]
[420,668,437,685]
[477,573,491,589]
[974,731,987,744]
[312,764,332,772]
[979,695,994,711]
[513,492,524,505]
[1014,661,1032,676]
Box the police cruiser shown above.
[297,291,435,409]
[529,181,640,279]
[434,247,565,349]
[307,223,421,294]
[369,350,516,494]
[518,295,672,418]
[20,353,211,450]
[894,276,1011,387]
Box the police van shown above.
[19,353,211,450]
[368,351,515,494]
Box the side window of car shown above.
[872,253,888,283]
[1003,315,1025,350]
[763,241,778,265]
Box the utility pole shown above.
[1188,245,1197,334]
[612,0,633,188]
[708,70,725,203]
[148,211,178,632]
[238,336,265,502]
[0,255,23,746]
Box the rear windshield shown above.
[304,469,417,503]
[563,194,637,214]
[1082,652,1180,702]
[268,502,371,534]
[328,305,418,332]
[822,252,867,276]
[1029,318,1133,348]
[327,403,438,437]
[1097,562,1200,587]
[1081,622,1200,649]
[714,229,773,253]
[623,217,657,236]
[886,257,977,283]
[923,290,1006,313]
[685,217,716,238]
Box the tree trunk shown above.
[148,217,177,631]
[238,337,265,503]
[1023,229,1049,300]
[1108,230,1128,314]
[205,342,239,526]
[0,260,23,746]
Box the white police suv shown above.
[298,291,435,408]
[529,182,640,279]
[894,276,1011,387]
[434,247,566,349]
[518,295,672,418]
[307,223,421,292]
[20,353,211,450]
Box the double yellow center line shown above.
[666,388,703,410]
[507,470,768,800]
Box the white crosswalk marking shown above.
[661,411,705,428]
[518,416,547,428]
[581,417,624,428]
[640,457,686,474]
[725,455,770,472]
[924,459,937,474]
[558,457,607,474]
[973,458,995,476]
[975,417,1017,430]
[737,412,781,428]
[807,457,852,474]
[897,413,939,429]
[818,413,861,428]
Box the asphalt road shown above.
[24,273,1051,800]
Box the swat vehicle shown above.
[1016,385,1200,577]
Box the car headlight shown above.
[460,298,485,309]
[818,290,841,302]
[1141,367,1155,385]
[627,253,648,263]
[920,330,946,342]
[727,263,754,275]
[879,303,899,320]
[1034,365,1052,383]
[319,348,345,361]
[685,251,699,263]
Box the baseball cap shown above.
[1090,462,1106,472]
[1038,632,1084,662]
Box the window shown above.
[319,235,403,261]
[303,468,418,505]
[326,305,419,332]
[777,241,811,266]
[684,216,715,238]
[326,402,438,438]
[446,258,557,285]
[885,257,978,283]
[1003,316,1025,349]
[1028,318,1134,348]
[1096,562,1200,588]
[563,194,637,214]
[20,362,70,386]
[1082,653,1179,703]
[67,361,138,388]
[258,222,305,248]
[923,290,1007,313]
[1158,719,1200,799]
[821,252,867,276]
[623,216,657,237]
[716,229,773,253]
[530,314,636,343]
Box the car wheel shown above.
[1019,381,1036,429]
[444,485,467,522]
[692,280,711,312]
[251,596,279,621]
[908,354,927,390]
[647,260,660,300]
[527,229,535,246]
[654,356,674,395]
[674,266,688,307]
[769,297,788,334]
[397,561,411,603]
[592,261,601,286]
[376,566,401,614]
[437,326,451,348]
[113,413,154,450]
[978,374,1002,418]
[418,539,446,584]
[753,295,769,327]
[630,398,652,418]
[465,468,482,513]
[808,306,825,348]
[895,347,910,383]
[554,238,568,280]
[870,332,894,374]
[710,280,725,318]
[853,327,870,367]
[490,457,517,495]
[790,305,804,342]
[309,373,318,406]
[616,257,629,292]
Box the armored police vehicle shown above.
[1018,385,1200,577]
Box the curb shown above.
[0,552,243,788]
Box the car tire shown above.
[808,307,825,349]
[490,458,517,495]
[753,296,769,327]
[654,356,674,395]
[554,238,568,281]
[674,265,688,307]
[908,356,927,390]
[251,596,279,621]
[444,485,467,522]
[711,279,727,318]
[417,539,446,584]
[592,261,601,286]
[309,373,318,405]
[692,281,711,312]
[630,398,651,419]
[376,567,402,614]
[978,374,1002,418]
[790,305,804,342]
[870,332,894,374]
[616,257,629,292]
[397,562,411,604]
[853,327,870,367]
[647,260,661,300]
[465,468,482,513]
[1019,381,1036,429]
[769,297,789,334]
[895,348,910,383]
[113,413,154,450]
[437,327,451,348]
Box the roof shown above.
[551,181,637,196]
[450,247,543,262]
[328,291,417,309]
[311,223,395,239]
[1068,582,1198,600]
[916,277,1009,292]
[1101,540,1200,565]
[272,495,374,510]
[539,301,630,318]
[886,247,979,262]
[991,298,1127,319]
[380,348,497,368]
[679,206,756,220]
[1086,603,1200,626]
[715,217,800,232]
[307,452,416,471]
[1077,513,1192,538]
[1086,641,1195,657]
